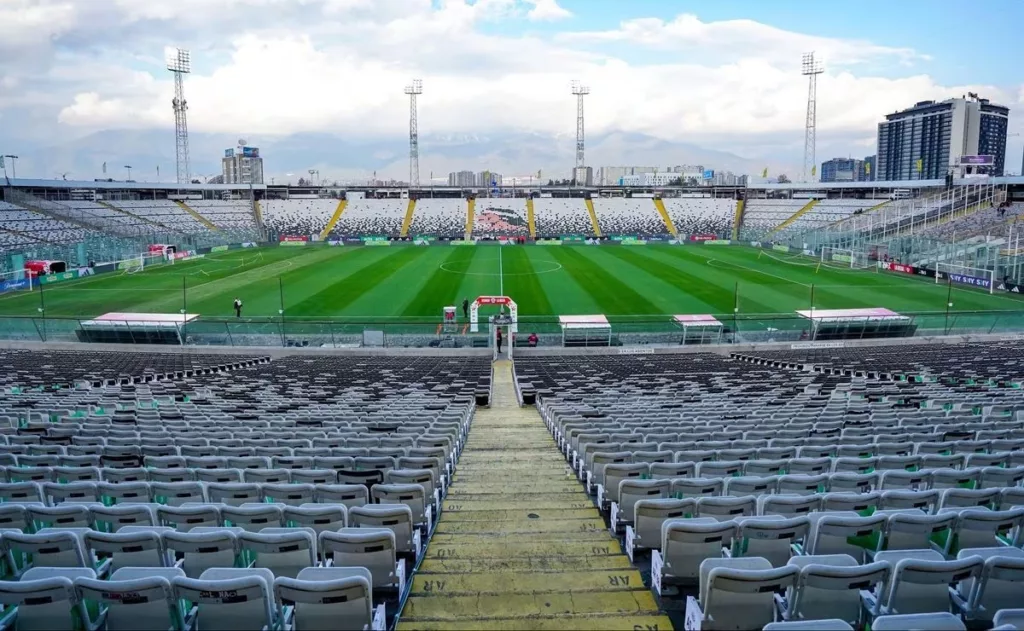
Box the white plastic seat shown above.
[207,483,262,507]
[993,609,1024,629]
[734,516,809,567]
[151,481,205,506]
[222,504,285,532]
[91,504,157,531]
[777,474,828,496]
[173,568,275,631]
[878,511,955,554]
[804,513,885,562]
[84,529,169,573]
[597,463,647,509]
[157,504,222,532]
[781,554,888,627]
[239,527,316,580]
[626,498,694,560]
[263,483,316,507]
[821,491,880,514]
[867,549,981,617]
[696,495,756,522]
[684,557,797,631]
[372,483,430,528]
[318,528,403,591]
[880,490,940,513]
[725,476,778,498]
[163,529,240,579]
[275,566,385,631]
[760,494,820,517]
[941,488,999,510]
[650,461,695,480]
[194,468,244,484]
[28,504,95,529]
[672,478,724,498]
[763,620,852,630]
[315,484,369,509]
[951,546,1024,623]
[42,481,99,504]
[75,568,185,631]
[871,612,966,630]
[283,504,347,535]
[652,518,735,593]
[3,530,90,575]
[613,479,669,532]
[348,505,418,557]
[948,508,1024,551]
[0,572,87,630]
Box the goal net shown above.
[820,247,873,269]
[117,254,146,275]
[935,262,995,294]
[0,269,34,293]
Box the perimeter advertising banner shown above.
[241,242,257,248]
[705,240,732,245]
[833,253,854,263]
[279,235,308,242]
[450,240,476,246]
[618,238,647,245]
[210,245,229,253]
[0,279,30,292]
[535,239,563,246]
[690,234,718,242]
[327,240,344,247]
[413,235,437,242]
[882,262,915,275]
[609,235,638,241]
[39,270,79,285]
[772,244,790,253]
[279,240,308,247]
[944,272,992,289]
[561,235,585,243]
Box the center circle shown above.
[439,258,562,277]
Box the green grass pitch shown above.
[1,245,1021,327]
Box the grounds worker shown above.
[462,298,469,319]
[233,297,243,318]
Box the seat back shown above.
[697,496,756,522]
[703,565,798,631]
[0,576,81,630]
[791,560,889,625]
[736,517,809,567]
[318,529,397,589]
[634,498,694,549]
[883,512,955,553]
[618,479,670,523]
[274,567,373,631]
[163,530,239,579]
[173,573,273,631]
[84,530,167,573]
[283,504,347,536]
[76,575,181,631]
[349,505,414,553]
[240,529,316,580]
[808,514,885,562]
[885,557,981,615]
[661,519,735,581]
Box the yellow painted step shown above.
[428,531,613,545]
[440,508,600,522]
[174,200,220,231]
[423,539,621,558]
[464,198,475,239]
[411,569,645,594]
[400,198,417,238]
[442,500,594,511]
[435,518,607,535]
[732,199,745,240]
[419,555,635,573]
[399,613,672,630]
[319,199,347,240]
[768,199,819,236]
[584,198,602,237]
[653,198,677,236]
[448,483,582,494]
[526,198,537,238]
[401,590,660,619]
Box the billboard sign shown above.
[618,238,647,245]
[279,240,307,247]
[39,271,78,285]
[535,239,562,246]
[772,244,790,253]
[959,155,994,165]
[946,272,991,289]
[361,236,387,242]
[224,149,235,158]
[280,235,308,242]
[703,170,714,180]
[690,234,717,242]
[0,279,30,293]
[210,245,229,253]
[882,262,915,275]
[241,146,260,158]
[450,240,476,246]
[705,240,732,245]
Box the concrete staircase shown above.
[97,200,176,232]
[768,199,819,237]
[464,199,475,240]
[526,198,537,239]
[319,200,348,240]
[584,199,602,237]
[400,199,417,238]
[732,199,745,241]
[652,199,677,237]
[398,361,669,630]
[174,201,221,232]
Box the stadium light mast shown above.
[801,52,824,183]
[571,80,590,184]
[404,79,423,187]
[166,47,192,185]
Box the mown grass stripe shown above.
[501,247,554,316]
[548,247,660,315]
[402,248,478,317]
[287,246,427,314]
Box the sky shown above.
[1,0,1022,180]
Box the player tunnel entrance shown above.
[469,296,518,334]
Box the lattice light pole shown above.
[571,80,590,184]
[405,80,423,187]
[802,52,824,183]
[166,48,192,184]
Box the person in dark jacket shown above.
[462,298,469,319]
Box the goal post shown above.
[820,247,873,269]
[0,268,34,293]
[935,262,995,294]
[116,254,147,275]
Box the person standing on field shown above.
[462,298,469,319]
[496,327,503,353]
[233,297,243,318]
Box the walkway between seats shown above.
[398,360,671,630]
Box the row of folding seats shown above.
[681,548,1024,630]
[0,562,386,629]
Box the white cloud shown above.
[525,0,572,21]
[2,1,1021,177]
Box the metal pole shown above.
[279,276,286,347]
[181,275,187,346]
[733,282,739,344]
[37,273,45,342]
[945,277,953,335]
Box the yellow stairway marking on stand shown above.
[768,199,819,236]
[526,197,537,238]
[652,198,677,236]
[398,360,670,631]
[584,198,602,237]
[732,199,745,240]
[863,199,892,214]
[97,200,175,232]
[400,198,417,238]
[174,200,221,231]
[253,199,264,229]
[464,198,475,239]
[319,199,348,240]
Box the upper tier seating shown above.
[662,198,736,237]
[0,201,99,247]
[105,200,209,233]
[739,199,809,240]
[59,201,155,233]
[919,203,1024,242]
[532,198,594,237]
[593,199,667,236]
[776,199,887,237]
[408,199,465,238]
[328,199,406,238]
[472,200,529,237]
[184,200,258,232]
[262,199,336,238]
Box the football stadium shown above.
[3,4,1024,630]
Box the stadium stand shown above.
[105,200,211,233]
[592,198,669,236]
[0,348,489,630]
[662,197,736,237]
[738,199,810,240]
[532,197,596,237]
[261,199,336,238]
[0,201,98,246]
[184,200,259,232]
[774,198,889,237]
[328,198,406,238]
[515,347,1024,630]
[408,199,466,238]
[58,201,159,234]
[471,199,530,237]
[919,202,1024,241]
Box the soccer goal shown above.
[117,254,146,275]
[0,269,34,293]
[935,262,995,294]
[820,247,873,269]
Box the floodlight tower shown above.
[801,52,824,183]
[404,80,423,187]
[166,47,192,184]
[571,80,590,183]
